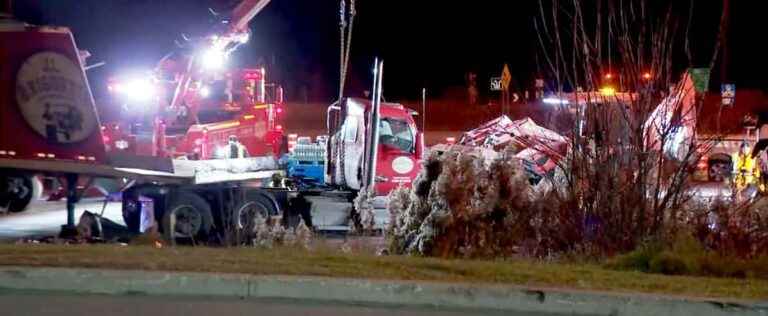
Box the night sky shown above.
[11,0,768,102]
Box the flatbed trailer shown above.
[1,152,294,242]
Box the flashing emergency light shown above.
[599,86,616,96]
[243,69,264,80]
[642,72,652,80]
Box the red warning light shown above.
[642,72,652,80]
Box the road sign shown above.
[722,83,735,106]
[490,77,502,91]
[501,64,512,91]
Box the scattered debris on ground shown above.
[253,218,312,249]
[76,210,136,243]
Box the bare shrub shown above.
[351,187,377,235]
[388,148,586,258]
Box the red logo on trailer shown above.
[0,26,107,164]
[16,52,98,144]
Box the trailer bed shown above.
[0,155,283,185]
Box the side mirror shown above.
[326,103,341,134]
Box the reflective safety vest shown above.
[732,152,761,190]
[733,152,757,175]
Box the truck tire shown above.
[0,173,41,213]
[161,191,213,243]
[708,159,732,182]
[232,191,276,243]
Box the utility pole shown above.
[421,88,426,132]
[721,0,731,84]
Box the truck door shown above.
[374,118,419,195]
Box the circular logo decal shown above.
[392,156,415,174]
[15,52,97,144]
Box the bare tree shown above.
[386,0,732,259]
[535,0,725,253]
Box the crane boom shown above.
[163,0,272,110]
[230,0,271,33]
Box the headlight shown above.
[113,78,156,102]
[201,49,226,70]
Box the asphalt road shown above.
[0,198,124,241]
[0,293,555,316]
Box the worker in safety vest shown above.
[732,142,760,191]
[227,135,249,159]
[757,148,768,192]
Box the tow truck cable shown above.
[337,0,356,187]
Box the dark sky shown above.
[12,0,768,102]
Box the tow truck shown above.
[0,0,422,241]
[101,0,285,160]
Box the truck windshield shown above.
[379,118,414,153]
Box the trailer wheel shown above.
[232,192,276,242]
[162,191,213,243]
[0,173,41,213]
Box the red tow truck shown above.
[102,67,286,160]
[101,0,285,160]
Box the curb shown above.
[0,266,766,315]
